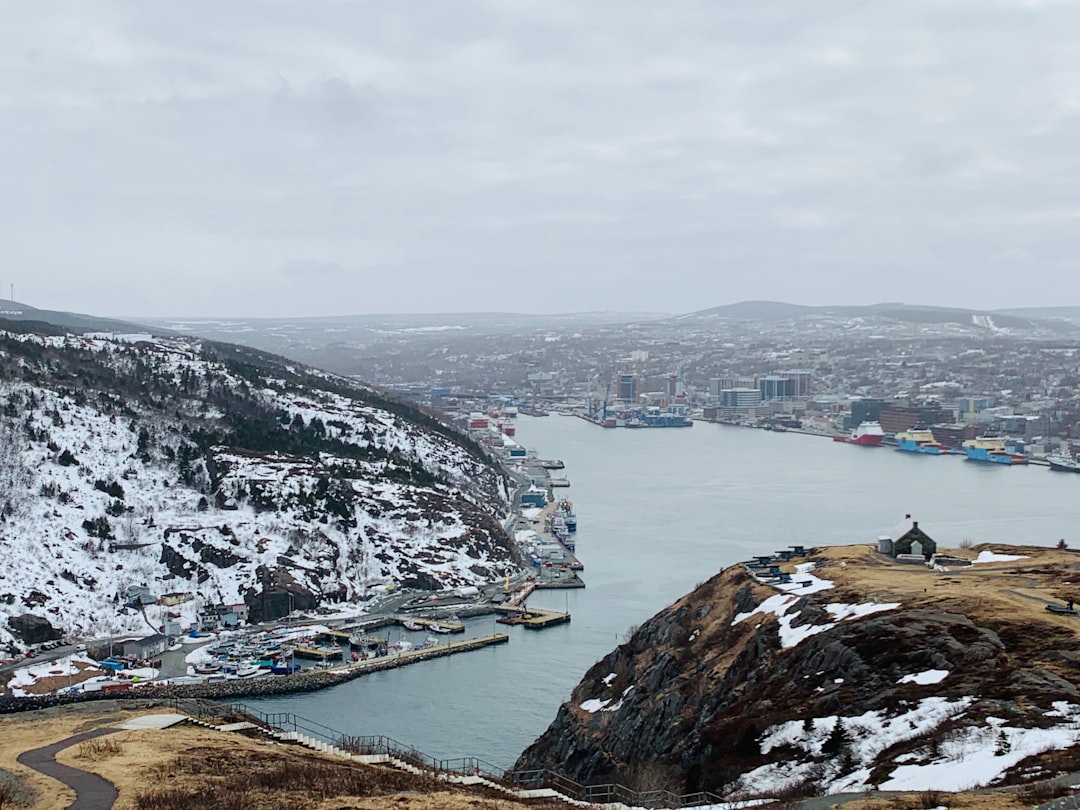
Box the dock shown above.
[317,629,355,644]
[348,633,508,668]
[533,572,585,589]
[292,646,343,661]
[495,605,571,630]
[401,616,465,634]
[526,500,585,572]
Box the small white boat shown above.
[235,662,262,678]
[401,619,422,632]
[428,621,451,634]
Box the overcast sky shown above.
[2,2,1079,317]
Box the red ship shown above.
[832,420,885,447]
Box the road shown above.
[17,728,119,809]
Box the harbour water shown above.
[247,415,1080,769]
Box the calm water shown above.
[248,415,1080,767]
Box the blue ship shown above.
[894,429,948,455]
[962,437,1024,465]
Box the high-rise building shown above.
[709,377,756,398]
[780,370,813,398]
[850,398,886,428]
[759,375,797,401]
[721,388,762,409]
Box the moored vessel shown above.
[1048,452,1080,473]
[832,421,885,446]
[895,428,949,455]
[962,436,1026,465]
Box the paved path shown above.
[17,728,119,809]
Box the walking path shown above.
[16,728,119,810]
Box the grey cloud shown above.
[2,1,1080,316]
[278,260,351,278]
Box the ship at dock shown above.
[895,428,950,455]
[582,403,693,429]
[1048,451,1080,473]
[963,436,1027,465]
[832,421,884,446]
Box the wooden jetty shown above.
[495,605,571,630]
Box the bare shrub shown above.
[76,737,124,759]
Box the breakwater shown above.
[0,634,509,715]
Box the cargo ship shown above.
[962,436,1027,465]
[895,428,949,455]
[1048,452,1080,473]
[832,421,885,446]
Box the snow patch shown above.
[972,551,1028,564]
[899,669,949,685]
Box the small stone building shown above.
[877,515,937,560]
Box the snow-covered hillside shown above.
[0,330,516,648]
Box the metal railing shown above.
[172,699,729,809]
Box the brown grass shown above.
[797,543,1080,632]
[49,721,563,810]
[10,661,106,696]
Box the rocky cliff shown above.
[515,545,1080,800]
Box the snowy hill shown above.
[0,330,516,648]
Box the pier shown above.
[495,605,571,630]
[525,499,584,573]
[400,616,465,634]
[533,571,585,589]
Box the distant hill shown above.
[675,300,1076,334]
[0,301,164,335]
[676,300,815,321]
[996,306,1080,324]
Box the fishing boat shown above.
[427,621,452,634]
[401,619,423,632]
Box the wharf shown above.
[292,646,343,661]
[401,616,465,634]
[533,573,585,589]
[317,629,355,644]
[528,500,584,572]
[495,605,571,630]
